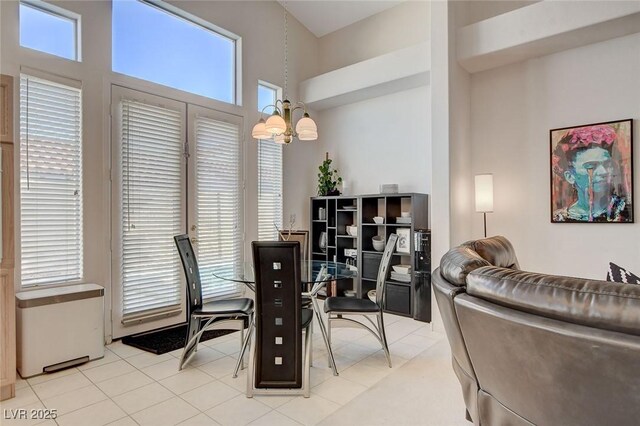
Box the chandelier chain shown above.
[283,2,288,99]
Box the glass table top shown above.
[211,260,357,285]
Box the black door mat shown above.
[121,323,240,355]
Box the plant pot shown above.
[326,189,341,196]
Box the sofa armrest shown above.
[467,266,640,336]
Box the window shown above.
[119,97,184,317]
[112,0,238,103]
[193,111,243,299]
[257,82,283,240]
[20,74,83,286]
[19,1,80,61]
[258,83,277,115]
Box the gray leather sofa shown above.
[433,236,640,425]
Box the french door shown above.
[111,86,243,338]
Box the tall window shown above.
[257,82,283,240]
[19,1,80,61]
[119,98,184,318]
[112,0,238,103]
[20,74,83,286]
[193,113,243,299]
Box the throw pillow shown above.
[606,262,640,285]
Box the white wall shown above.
[308,1,431,198]
[315,86,430,196]
[469,32,640,279]
[317,1,430,74]
[0,0,318,340]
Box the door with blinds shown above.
[187,105,243,301]
[111,87,243,338]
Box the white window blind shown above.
[120,99,183,316]
[258,139,283,240]
[19,74,83,287]
[194,116,242,299]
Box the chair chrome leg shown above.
[311,297,338,375]
[377,313,392,368]
[327,314,333,368]
[303,324,312,398]
[233,315,254,378]
[179,316,200,370]
[246,324,255,398]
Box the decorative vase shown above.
[319,232,327,253]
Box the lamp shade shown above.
[274,134,286,144]
[251,119,271,140]
[297,130,318,141]
[295,116,317,134]
[265,113,286,135]
[475,174,494,212]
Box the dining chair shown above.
[246,241,313,398]
[324,234,398,372]
[278,230,309,261]
[174,234,254,372]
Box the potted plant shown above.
[317,152,342,196]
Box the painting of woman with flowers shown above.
[550,119,633,223]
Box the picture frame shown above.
[279,230,309,260]
[396,228,411,253]
[550,119,633,223]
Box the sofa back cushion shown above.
[467,266,640,336]
[440,235,520,286]
[463,236,520,269]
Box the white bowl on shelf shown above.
[367,289,376,302]
[346,226,358,236]
[373,216,384,224]
[401,211,411,218]
[372,236,385,251]
[392,264,412,274]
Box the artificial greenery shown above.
[317,154,343,196]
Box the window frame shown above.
[19,0,82,62]
[19,71,84,288]
[112,0,242,106]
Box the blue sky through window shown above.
[112,0,235,103]
[20,3,76,60]
[258,84,277,115]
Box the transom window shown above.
[19,0,80,61]
[112,0,239,104]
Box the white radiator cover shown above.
[16,283,104,378]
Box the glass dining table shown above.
[212,260,357,376]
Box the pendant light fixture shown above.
[252,3,318,144]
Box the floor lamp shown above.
[475,174,494,238]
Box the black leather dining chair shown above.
[174,234,254,373]
[246,241,313,397]
[323,233,398,372]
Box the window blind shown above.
[120,99,183,316]
[194,116,243,299]
[19,74,83,287]
[258,139,283,240]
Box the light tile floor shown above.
[1,311,466,426]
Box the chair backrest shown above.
[279,230,309,261]
[376,234,398,307]
[252,241,303,389]
[174,234,203,316]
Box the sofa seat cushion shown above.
[467,266,640,336]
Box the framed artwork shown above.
[550,119,633,223]
[279,230,309,260]
[396,228,411,253]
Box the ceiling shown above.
[280,1,404,38]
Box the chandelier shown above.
[251,4,318,144]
